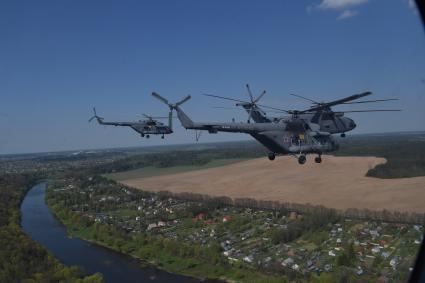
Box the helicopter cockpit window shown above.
[321,114,333,121]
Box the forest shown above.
[335,133,425,178]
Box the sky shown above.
[1,0,424,154]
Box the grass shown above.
[104,158,248,181]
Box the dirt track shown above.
[121,156,425,213]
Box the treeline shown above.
[150,188,425,225]
[336,133,425,178]
[86,144,266,175]
[0,173,103,283]
[104,176,425,224]
[342,207,425,225]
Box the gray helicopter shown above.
[151,91,400,164]
[204,84,399,138]
[88,108,173,139]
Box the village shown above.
[46,175,422,282]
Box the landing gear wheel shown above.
[161,135,164,139]
[315,156,322,163]
[146,135,150,139]
[141,134,145,137]
[341,133,346,138]
[268,153,276,161]
[298,155,306,165]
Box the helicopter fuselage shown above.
[174,107,339,155]
[93,117,173,138]
[241,105,356,135]
[130,123,173,135]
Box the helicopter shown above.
[88,108,173,139]
[151,91,400,164]
[203,84,399,138]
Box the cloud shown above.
[308,0,369,19]
[337,9,358,19]
[318,0,369,10]
[405,0,419,16]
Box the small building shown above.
[289,211,297,220]
[282,257,294,267]
[192,213,206,222]
[381,251,391,259]
[390,258,399,270]
[223,215,232,223]
[243,255,254,263]
[147,223,158,231]
[324,264,332,272]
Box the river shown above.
[21,182,223,283]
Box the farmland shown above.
[120,156,425,213]
[105,158,247,181]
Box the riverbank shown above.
[0,176,103,283]
[45,182,288,283]
[24,182,219,283]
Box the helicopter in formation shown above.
[88,107,173,139]
[151,86,400,164]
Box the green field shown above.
[105,158,248,181]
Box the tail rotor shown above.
[88,107,103,123]
[151,92,193,128]
[151,92,191,110]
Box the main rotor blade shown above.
[298,91,372,113]
[254,90,266,103]
[138,113,169,119]
[88,116,95,122]
[202,93,249,104]
[342,98,399,104]
[176,95,191,106]
[93,107,97,115]
[203,93,290,113]
[213,106,283,113]
[289,93,319,104]
[335,109,402,113]
[152,92,169,105]
[256,103,291,114]
[246,84,254,103]
[213,106,241,110]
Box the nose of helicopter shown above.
[348,118,356,130]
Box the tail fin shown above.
[168,110,173,130]
[151,92,194,128]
